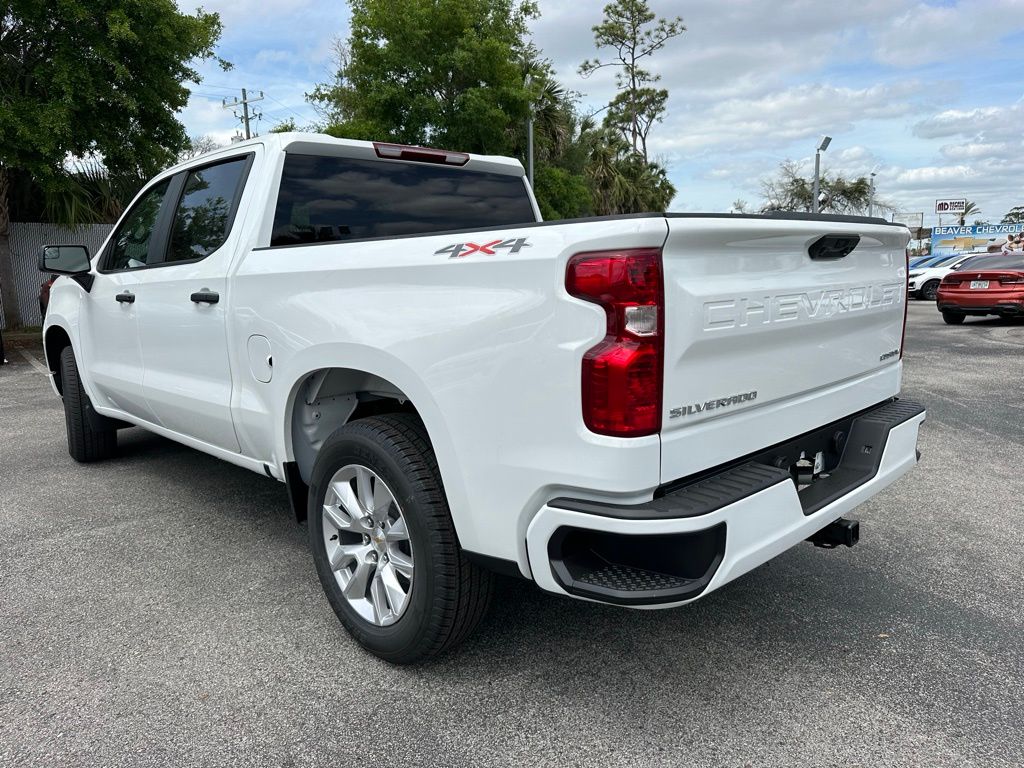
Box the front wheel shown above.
[308,414,492,664]
[59,346,117,462]
[942,310,966,325]
[920,280,941,301]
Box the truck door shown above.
[79,179,171,423]
[133,154,254,452]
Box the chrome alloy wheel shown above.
[321,464,414,627]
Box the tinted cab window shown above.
[271,155,535,246]
[167,157,248,262]
[104,180,170,270]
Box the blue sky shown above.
[179,0,1024,226]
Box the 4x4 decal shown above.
[435,237,531,259]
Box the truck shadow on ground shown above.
[107,426,1010,706]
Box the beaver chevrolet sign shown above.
[930,223,1024,257]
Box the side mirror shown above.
[39,244,94,291]
[39,244,91,274]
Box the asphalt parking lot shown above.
[1,303,1022,768]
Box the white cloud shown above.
[874,0,1024,68]
[914,102,1024,142]
[255,49,297,66]
[534,0,924,110]
[940,141,1013,161]
[890,165,978,187]
[652,82,923,153]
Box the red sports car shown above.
[935,253,1024,324]
[39,275,56,317]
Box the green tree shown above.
[0,0,224,328]
[269,118,299,133]
[39,163,146,227]
[581,124,674,215]
[311,0,537,155]
[1001,205,1024,224]
[533,166,592,219]
[579,0,684,161]
[759,160,892,217]
[513,58,594,217]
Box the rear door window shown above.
[166,157,249,263]
[271,154,535,246]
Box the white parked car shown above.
[40,133,924,662]
[908,252,988,300]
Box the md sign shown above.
[935,198,967,215]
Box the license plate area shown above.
[970,280,989,289]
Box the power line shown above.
[192,82,245,92]
[264,94,308,123]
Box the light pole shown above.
[812,135,831,214]
[868,171,877,217]
[524,73,534,189]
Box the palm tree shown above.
[958,201,980,226]
[41,162,144,226]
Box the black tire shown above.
[308,413,492,664]
[942,310,966,325]
[59,346,117,462]
[920,280,940,301]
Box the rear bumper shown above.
[525,400,925,607]
[937,293,1024,315]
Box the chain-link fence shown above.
[0,223,113,329]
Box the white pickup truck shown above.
[40,133,924,663]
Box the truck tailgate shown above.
[659,215,910,482]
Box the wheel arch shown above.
[282,363,462,528]
[43,324,74,394]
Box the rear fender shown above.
[278,343,467,536]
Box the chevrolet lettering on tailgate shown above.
[703,283,904,331]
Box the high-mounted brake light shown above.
[566,248,664,437]
[373,142,470,166]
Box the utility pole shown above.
[222,88,264,140]
[812,135,831,215]
[869,172,876,217]
[524,74,534,189]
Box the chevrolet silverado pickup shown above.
[39,133,924,663]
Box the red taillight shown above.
[901,249,909,360]
[373,142,469,166]
[566,248,664,437]
[999,275,1024,285]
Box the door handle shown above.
[115,291,135,304]
[190,290,220,304]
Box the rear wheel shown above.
[59,346,117,462]
[920,280,940,301]
[942,310,966,325]
[308,413,492,664]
